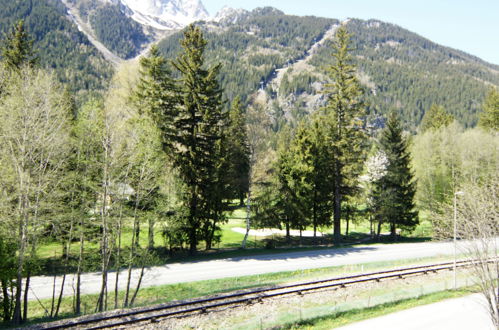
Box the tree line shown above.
[251,27,418,243]
[0,18,497,326]
[0,21,250,325]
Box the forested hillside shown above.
[157,9,499,129]
[0,0,112,94]
[1,2,496,127]
[69,0,149,59]
[320,19,499,128]
[159,8,337,105]
[158,9,334,104]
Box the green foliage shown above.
[156,25,228,254]
[0,0,112,93]
[412,123,499,214]
[0,66,71,324]
[156,13,498,129]
[89,3,148,59]
[478,88,499,131]
[133,45,177,151]
[419,104,454,133]
[321,26,369,242]
[226,96,250,205]
[158,11,336,105]
[376,114,418,236]
[290,121,334,233]
[0,235,16,321]
[1,19,37,70]
[315,19,499,129]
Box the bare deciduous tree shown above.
[435,176,498,327]
[0,67,70,324]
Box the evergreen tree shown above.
[420,104,454,133]
[226,96,250,206]
[274,141,309,237]
[307,119,335,236]
[322,26,368,243]
[133,45,177,152]
[377,113,418,238]
[1,20,37,70]
[172,24,226,254]
[290,121,333,238]
[478,88,499,131]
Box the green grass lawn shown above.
[17,254,460,328]
[33,205,434,276]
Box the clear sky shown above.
[202,0,499,65]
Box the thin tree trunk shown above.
[286,221,290,243]
[148,217,155,250]
[134,222,140,250]
[75,218,84,315]
[54,274,66,317]
[390,222,396,241]
[123,263,133,308]
[114,203,124,310]
[22,270,30,322]
[50,272,56,317]
[129,266,145,307]
[333,184,341,244]
[97,178,109,313]
[124,198,140,308]
[205,221,217,251]
[1,279,11,321]
[369,214,373,238]
[188,190,198,255]
[13,213,27,325]
[242,188,251,249]
[313,191,317,244]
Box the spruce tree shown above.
[1,20,37,70]
[322,26,368,243]
[133,44,176,151]
[226,96,250,206]
[172,24,225,254]
[478,88,499,131]
[378,113,418,238]
[290,121,333,238]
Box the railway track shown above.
[39,259,488,329]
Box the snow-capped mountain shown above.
[119,0,209,30]
[213,6,249,25]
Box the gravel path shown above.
[27,240,467,301]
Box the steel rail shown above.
[40,259,492,329]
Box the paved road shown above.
[336,294,496,330]
[27,240,466,301]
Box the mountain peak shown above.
[213,6,249,25]
[120,0,209,30]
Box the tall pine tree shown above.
[172,24,226,254]
[322,26,368,244]
[1,20,37,71]
[133,44,177,151]
[377,113,418,238]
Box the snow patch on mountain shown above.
[120,0,209,30]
